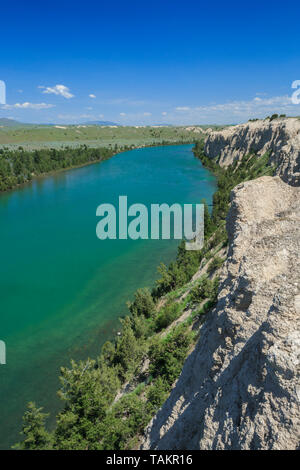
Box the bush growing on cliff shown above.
[202,198,215,237]
[53,358,121,448]
[209,226,228,249]
[149,324,193,385]
[15,402,52,450]
[113,317,143,380]
[190,276,219,305]
[97,394,152,450]
[153,261,184,297]
[152,242,203,298]
[207,256,224,275]
[130,311,152,339]
[128,288,155,318]
[101,340,116,365]
[154,301,182,331]
[146,376,169,411]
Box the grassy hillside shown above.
[0,125,206,151]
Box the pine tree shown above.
[14,402,52,450]
[202,198,214,238]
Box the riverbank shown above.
[0,140,200,194]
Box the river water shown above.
[0,144,216,449]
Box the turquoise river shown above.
[0,144,216,449]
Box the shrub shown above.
[14,402,52,450]
[155,302,182,331]
[152,242,203,298]
[207,256,224,274]
[113,317,143,380]
[147,377,169,411]
[98,394,152,450]
[128,288,155,318]
[190,276,219,305]
[130,311,152,339]
[149,324,193,385]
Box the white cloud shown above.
[58,113,88,119]
[112,111,157,124]
[192,95,295,114]
[39,84,74,99]
[2,102,55,110]
[98,97,149,107]
[175,106,191,111]
[89,94,96,99]
[57,112,105,122]
[167,95,300,124]
[162,111,167,116]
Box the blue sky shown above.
[1,0,300,124]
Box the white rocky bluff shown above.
[141,171,300,448]
[204,118,300,186]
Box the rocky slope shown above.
[141,175,300,450]
[204,118,300,186]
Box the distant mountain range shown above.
[0,118,178,128]
[0,118,28,127]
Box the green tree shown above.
[190,276,219,304]
[114,317,142,379]
[128,288,155,318]
[15,402,52,450]
[101,340,116,364]
[207,256,224,274]
[202,198,214,238]
[147,377,169,411]
[155,302,182,331]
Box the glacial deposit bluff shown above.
[204,118,300,186]
[141,119,300,450]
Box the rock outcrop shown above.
[141,176,300,450]
[204,118,300,186]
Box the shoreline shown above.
[0,140,196,196]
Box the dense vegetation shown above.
[0,145,117,192]
[15,140,275,450]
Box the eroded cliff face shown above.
[141,176,300,450]
[204,118,300,186]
